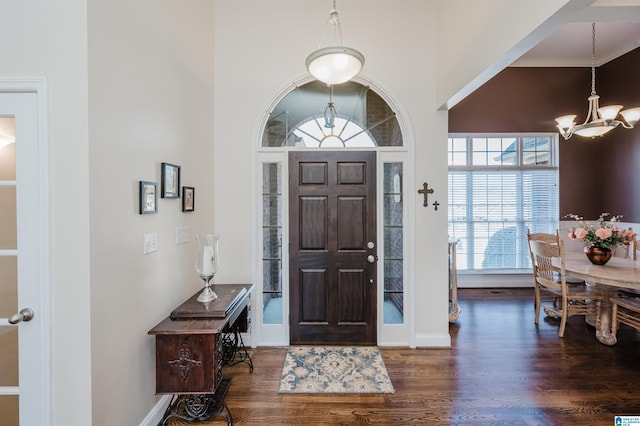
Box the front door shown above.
[0,87,48,425]
[289,151,377,345]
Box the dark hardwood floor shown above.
[168,288,640,425]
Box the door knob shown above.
[367,255,376,263]
[8,308,34,325]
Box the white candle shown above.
[201,245,215,276]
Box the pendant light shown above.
[555,23,640,140]
[305,0,364,85]
[324,86,337,128]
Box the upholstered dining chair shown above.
[610,292,640,340]
[528,238,603,337]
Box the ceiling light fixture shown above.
[555,23,640,140]
[0,133,15,150]
[305,0,364,85]
[323,86,337,128]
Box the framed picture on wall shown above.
[139,181,158,214]
[161,162,180,198]
[182,186,194,212]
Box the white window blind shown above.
[448,135,559,272]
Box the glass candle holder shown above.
[195,234,219,303]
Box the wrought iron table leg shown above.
[222,326,254,372]
[160,379,233,425]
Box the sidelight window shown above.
[262,163,283,324]
[383,162,403,323]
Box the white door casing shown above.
[0,79,51,425]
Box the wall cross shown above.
[417,182,434,207]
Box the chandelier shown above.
[305,0,364,85]
[555,23,640,140]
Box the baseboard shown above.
[139,395,171,426]
[458,273,532,288]
[414,333,451,348]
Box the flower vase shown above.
[195,234,220,303]
[584,245,612,265]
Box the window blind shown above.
[448,135,559,272]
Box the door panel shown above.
[0,89,47,425]
[289,151,376,345]
[300,269,328,322]
[337,197,365,249]
[299,197,327,250]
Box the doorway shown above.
[0,82,50,425]
[288,151,377,345]
[257,78,409,347]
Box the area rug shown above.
[278,346,395,394]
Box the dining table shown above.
[557,252,640,345]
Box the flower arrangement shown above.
[566,212,635,250]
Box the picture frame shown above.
[161,162,181,199]
[182,186,195,212]
[139,181,158,214]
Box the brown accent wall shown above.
[449,48,640,222]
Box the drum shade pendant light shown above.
[305,0,364,85]
[555,23,640,140]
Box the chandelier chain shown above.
[591,22,596,96]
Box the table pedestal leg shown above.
[586,283,617,346]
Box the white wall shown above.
[0,1,92,424]
[87,1,215,425]
[212,0,450,347]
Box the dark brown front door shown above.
[289,151,377,345]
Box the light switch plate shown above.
[176,227,189,245]
[143,233,158,254]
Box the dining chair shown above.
[610,292,640,340]
[527,229,585,285]
[613,229,637,260]
[528,238,603,337]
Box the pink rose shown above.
[595,228,612,240]
[573,228,587,240]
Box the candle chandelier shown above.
[555,23,640,140]
[305,0,364,85]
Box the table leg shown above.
[586,283,617,346]
[160,379,233,425]
[221,326,254,372]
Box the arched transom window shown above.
[262,80,403,148]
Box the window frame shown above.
[448,133,559,273]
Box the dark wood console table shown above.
[148,283,254,425]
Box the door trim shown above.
[0,77,52,424]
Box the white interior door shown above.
[0,85,50,425]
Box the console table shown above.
[449,239,461,322]
[148,283,254,425]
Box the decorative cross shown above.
[417,182,433,207]
[433,201,440,211]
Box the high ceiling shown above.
[512,21,640,67]
[511,1,640,67]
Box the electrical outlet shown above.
[176,227,189,245]
[144,233,158,254]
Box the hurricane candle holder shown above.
[195,234,219,303]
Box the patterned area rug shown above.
[278,346,395,394]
